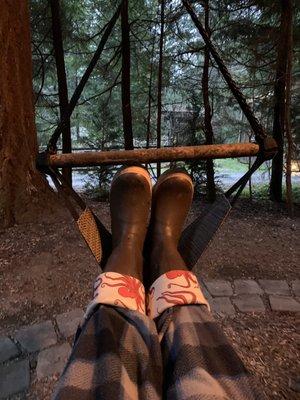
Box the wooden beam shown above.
[47,143,260,168]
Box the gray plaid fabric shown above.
[53,303,265,399]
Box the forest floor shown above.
[0,198,299,399]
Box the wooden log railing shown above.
[47,143,260,168]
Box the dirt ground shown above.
[0,199,299,399]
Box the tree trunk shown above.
[146,64,153,149]
[156,0,165,177]
[121,0,134,150]
[0,1,57,227]
[201,0,216,203]
[183,0,268,142]
[50,0,72,185]
[285,1,294,216]
[146,39,155,149]
[270,0,293,202]
[48,3,122,150]
[248,155,253,201]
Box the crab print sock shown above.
[147,270,209,319]
[85,272,146,318]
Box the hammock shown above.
[36,0,277,270]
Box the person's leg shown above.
[145,169,193,286]
[104,166,152,280]
[54,167,162,400]
[147,170,266,400]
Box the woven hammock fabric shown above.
[77,208,102,264]
[179,195,231,268]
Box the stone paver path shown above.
[0,280,299,399]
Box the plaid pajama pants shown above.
[54,271,265,400]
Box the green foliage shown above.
[30,0,299,196]
[241,183,300,204]
[82,167,113,200]
[216,158,269,173]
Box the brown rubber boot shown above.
[145,169,194,286]
[104,166,152,280]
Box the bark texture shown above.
[49,143,260,167]
[0,1,57,227]
[270,0,293,202]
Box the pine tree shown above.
[0,0,57,227]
